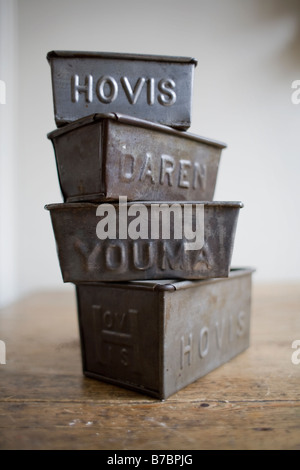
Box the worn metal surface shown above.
[47,113,226,203]
[45,201,242,282]
[47,51,197,130]
[75,268,254,399]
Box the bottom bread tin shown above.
[75,267,254,399]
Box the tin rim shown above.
[73,267,255,292]
[45,201,243,211]
[47,112,227,149]
[47,50,198,66]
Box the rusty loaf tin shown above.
[75,267,254,399]
[45,200,243,282]
[47,51,197,130]
[47,113,226,203]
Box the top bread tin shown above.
[47,51,197,130]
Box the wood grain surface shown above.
[0,282,299,450]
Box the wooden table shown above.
[0,282,299,450]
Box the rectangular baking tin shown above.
[76,267,254,399]
[47,113,226,203]
[45,201,242,282]
[47,51,197,130]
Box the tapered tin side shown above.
[47,113,226,203]
[45,201,243,282]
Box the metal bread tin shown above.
[47,113,226,203]
[47,51,197,130]
[75,267,254,399]
[45,201,243,282]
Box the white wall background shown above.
[0,0,300,307]
[0,0,18,307]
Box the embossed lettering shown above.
[87,244,103,270]
[105,243,126,270]
[160,241,184,271]
[160,155,175,186]
[181,334,192,369]
[178,310,249,373]
[237,311,246,337]
[74,238,101,271]
[116,311,126,330]
[215,318,225,349]
[108,311,126,330]
[193,162,206,190]
[70,75,177,106]
[119,153,206,191]
[103,310,113,329]
[147,78,155,105]
[76,238,212,274]
[199,326,209,358]
[91,305,139,367]
[74,238,89,263]
[121,76,146,105]
[98,308,129,332]
[158,79,176,106]
[71,74,93,103]
[178,160,191,188]
[121,348,129,366]
[132,241,154,270]
[96,75,118,103]
[120,154,136,182]
[139,152,156,183]
[191,244,212,271]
